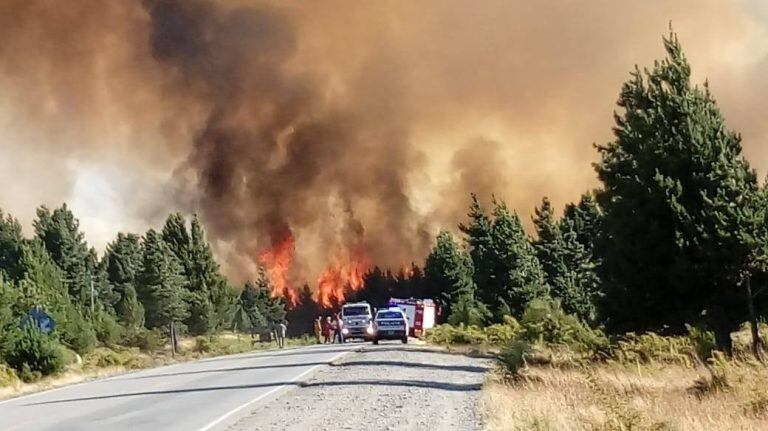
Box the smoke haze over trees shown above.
[1,1,767,297]
[2,28,768,373]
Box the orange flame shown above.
[257,234,299,306]
[257,231,370,309]
[401,263,415,279]
[316,250,369,308]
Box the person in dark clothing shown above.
[323,316,332,344]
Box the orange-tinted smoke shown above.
[1,0,767,296]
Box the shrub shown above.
[83,347,124,368]
[94,312,125,346]
[686,324,716,362]
[83,347,147,370]
[426,324,488,345]
[57,308,98,354]
[194,335,213,353]
[0,362,19,388]
[520,298,607,353]
[690,351,731,398]
[498,340,530,377]
[4,328,65,381]
[59,346,80,368]
[122,328,165,352]
[612,332,693,366]
[486,316,522,344]
[447,296,490,326]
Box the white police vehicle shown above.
[341,302,375,341]
[372,307,409,345]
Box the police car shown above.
[372,307,409,345]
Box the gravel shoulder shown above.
[228,343,490,431]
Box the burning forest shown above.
[1,0,767,308]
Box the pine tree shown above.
[0,210,24,281]
[161,213,191,271]
[118,285,145,330]
[189,215,234,332]
[562,193,602,254]
[16,239,98,353]
[231,299,254,334]
[286,284,319,336]
[595,32,762,352]
[137,230,189,332]
[425,230,478,319]
[0,275,21,342]
[533,197,600,322]
[253,268,287,325]
[103,233,144,327]
[488,200,548,319]
[33,205,96,307]
[239,281,267,330]
[161,213,234,334]
[459,194,494,307]
[17,240,69,312]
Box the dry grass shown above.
[483,359,768,430]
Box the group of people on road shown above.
[313,314,345,344]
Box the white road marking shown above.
[198,348,353,431]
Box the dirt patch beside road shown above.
[229,343,490,430]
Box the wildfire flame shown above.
[256,228,370,309]
[401,263,415,279]
[316,252,369,308]
[257,233,299,305]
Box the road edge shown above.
[199,347,354,431]
[0,343,316,406]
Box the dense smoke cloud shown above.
[0,0,766,291]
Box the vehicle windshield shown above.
[376,311,403,320]
[342,306,370,317]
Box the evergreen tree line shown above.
[0,206,287,360]
[2,31,765,360]
[409,33,768,354]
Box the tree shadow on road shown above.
[111,356,486,382]
[112,361,330,381]
[300,379,482,392]
[199,346,357,363]
[25,377,480,406]
[330,360,487,373]
[361,345,496,359]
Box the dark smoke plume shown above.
[0,0,766,291]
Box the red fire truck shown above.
[387,298,437,338]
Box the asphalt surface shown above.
[229,343,489,431]
[0,343,357,431]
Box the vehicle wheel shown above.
[401,336,408,344]
[373,338,379,345]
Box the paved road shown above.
[229,344,489,431]
[0,344,357,431]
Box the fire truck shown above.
[387,298,437,338]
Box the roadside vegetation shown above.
[0,206,297,393]
[422,31,768,430]
[0,331,313,399]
